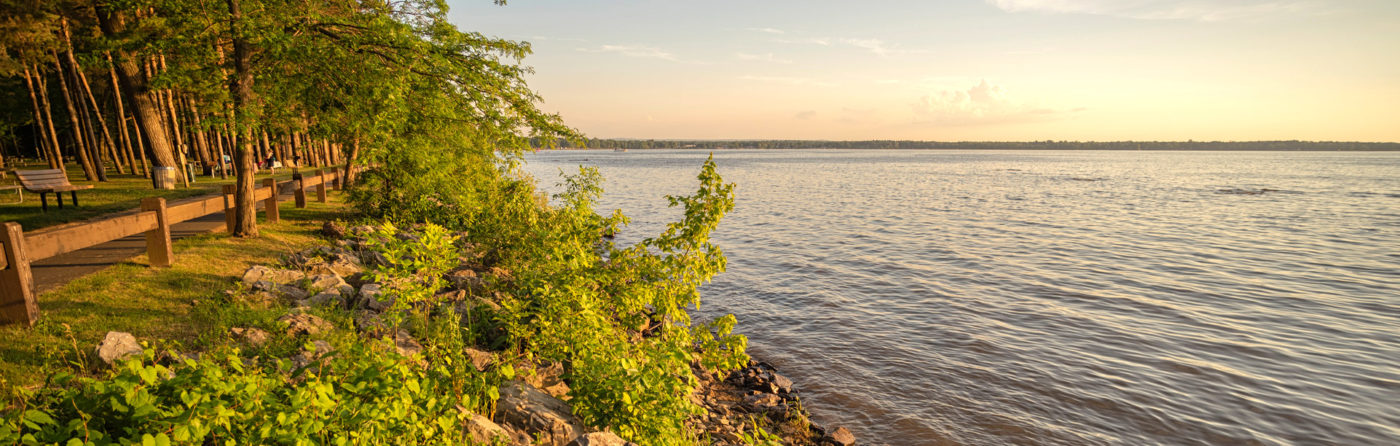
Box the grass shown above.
[0,193,355,387]
[1,160,339,231]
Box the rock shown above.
[464,347,494,371]
[523,362,570,399]
[94,331,142,366]
[308,292,345,308]
[276,284,310,301]
[321,221,346,239]
[361,284,394,312]
[230,327,269,346]
[348,225,376,237]
[394,330,422,357]
[566,432,637,446]
[239,291,278,307]
[361,250,389,268]
[241,265,305,285]
[329,260,363,278]
[742,393,785,416]
[822,427,856,446]
[770,372,794,394]
[278,313,333,336]
[462,413,515,444]
[495,380,586,446]
[308,274,355,296]
[446,268,485,291]
[291,340,333,369]
[354,311,390,337]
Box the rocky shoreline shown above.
[94,221,859,445]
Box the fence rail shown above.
[0,167,353,326]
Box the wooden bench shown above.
[13,169,94,212]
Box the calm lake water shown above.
[521,149,1400,446]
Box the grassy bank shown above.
[0,195,353,387]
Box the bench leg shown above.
[70,191,78,207]
[39,193,48,212]
[56,193,64,209]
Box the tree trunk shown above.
[227,0,258,237]
[106,53,140,176]
[35,67,67,171]
[22,66,59,169]
[76,60,126,175]
[343,138,361,186]
[63,17,120,178]
[52,51,98,180]
[186,98,215,174]
[95,6,180,177]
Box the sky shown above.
[445,0,1400,142]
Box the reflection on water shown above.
[523,150,1400,445]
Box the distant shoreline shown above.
[536,139,1400,152]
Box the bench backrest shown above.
[14,169,75,190]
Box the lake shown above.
[522,149,1400,445]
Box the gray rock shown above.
[394,330,422,357]
[291,340,333,369]
[742,393,784,415]
[566,432,637,446]
[307,274,354,296]
[771,372,794,394]
[462,413,515,444]
[823,426,856,446]
[230,327,269,346]
[354,311,390,338]
[464,348,494,371]
[495,380,586,446]
[308,292,345,308]
[446,268,485,291]
[94,331,142,366]
[361,251,389,267]
[242,265,305,285]
[276,284,310,301]
[328,253,364,277]
[278,313,333,336]
[361,285,394,312]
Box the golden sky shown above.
[449,0,1400,142]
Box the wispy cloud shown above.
[739,75,838,88]
[576,44,677,61]
[775,37,833,46]
[735,52,793,64]
[985,0,1323,21]
[795,110,817,120]
[911,79,1078,126]
[748,27,786,35]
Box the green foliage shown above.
[0,345,477,445]
[361,222,460,324]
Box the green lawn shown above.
[0,194,355,387]
[1,162,339,231]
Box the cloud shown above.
[775,37,833,46]
[985,0,1321,21]
[795,110,817,120]
[748,27,785,34]
[842,38,904,56]
[577,44,677,61]
[911,79,1077,126]
[735,52,793,64]
[739,75,838,88]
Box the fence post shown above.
[316,168,328,203]
[263,178,280,223]
[141,197,173,267]
[222,184,236,232]
[293,169,306,208]
[0,222,38,326]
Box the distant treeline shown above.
[533,139,1400,151]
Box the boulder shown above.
[94,331,142,366]
[230,327,269,347]
[354,311,390,338]
[307,292,345,309]
[463,413,518,444]
[394,330,422,357]
[242,265,305,285]
[360,284,394,312]
[446,268,485,292]
[464,347,494,372]
[276,284,310,301]
[291,340,333,369]
[361,251,389,268]
[321,221,346,239]
[308,274,355,296]
[278,312,333,336]
[495,380,586,446]
[742,393,784,415]
[770,372,794,394]
[822,426,856,446]
[566,432,637,446]
[328,253,364,277]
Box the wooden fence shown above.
[0,167,353,326]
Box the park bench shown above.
[13,169,93,212]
